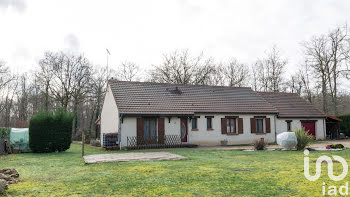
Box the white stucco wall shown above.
[275,118,326,140]
[100,85,119,146]
[188,114,276,145]
[119,114,277,147]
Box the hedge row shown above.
[0,127,10,139]
[29,109,74,153]
[336,114,350,136]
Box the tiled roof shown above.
[258,92,326,118]
[109,80,278,115]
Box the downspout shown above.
[119,114,123,151]
[323,118,326,139]
[274,115,277,143]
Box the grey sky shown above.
[1,0,350,77]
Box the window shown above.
[286,120,292,131]
[226,118,236,134]
[143,119,157,139]
[192,118,198,130]
[206,117,213,129]
[256,118,264,133]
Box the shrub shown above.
[253,138,267,150]
[294,128,313,150]
[336,114,350,137]
[0,128,10,139]
[29,109,74,153]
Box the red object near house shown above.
[301,122,316,138]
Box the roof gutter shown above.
[277,115,327,118]
[120,113,195,117]
[194,111,279,114]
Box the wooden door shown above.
[302,122,316,138]
[180,118,188,142]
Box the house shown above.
[100,80,326,148]
[258,92,327,140]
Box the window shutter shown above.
[238,118,243,134]
[265,118,271,133]
[250,118,256,133]
[221,118,227,134]
[158,118,165,144]
[137,118,144,145]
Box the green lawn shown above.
[0,144,349,196]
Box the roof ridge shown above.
[108,79,252,90]
[256,91,299,95]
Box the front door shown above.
[180,118,188,142]
[301,122,316,138]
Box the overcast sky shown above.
[1,0,350,76]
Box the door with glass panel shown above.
[180,118,188,142]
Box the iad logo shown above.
[304,150,348,181]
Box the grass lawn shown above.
[1,144,349,196]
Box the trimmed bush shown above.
[336,114,350,137]
[29,109,74,153]
[294,128,313,150]
[0,128,10,139]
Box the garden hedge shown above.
[0,127,10,139]
[336,114,350,136]
[29,109,74,153]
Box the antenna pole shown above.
[106,49,111,81]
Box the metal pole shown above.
[106,49,111,81]
[82,133,85,157]
[106,51,109,80]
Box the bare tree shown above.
[250,63,259,91]
[303,35,331,113]
[327,25,350,115]
[38,51,92,110]
[285,73,303,95]
[206,64,225,86]
[253,46,287,92]
[0,61,15,116]
[149,50,216,85]
[0,78,19,127]
[89,67,108,135]
[118,61,140,81]
[17,74,29,121]
[299,61,313,103]
[222,59,249,87]
[37,58,54,111]
[303,24,350,114]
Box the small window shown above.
[192,118,197,130]
[207,117,212,129]
[226,118,236,134]
[256,118,264,133]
